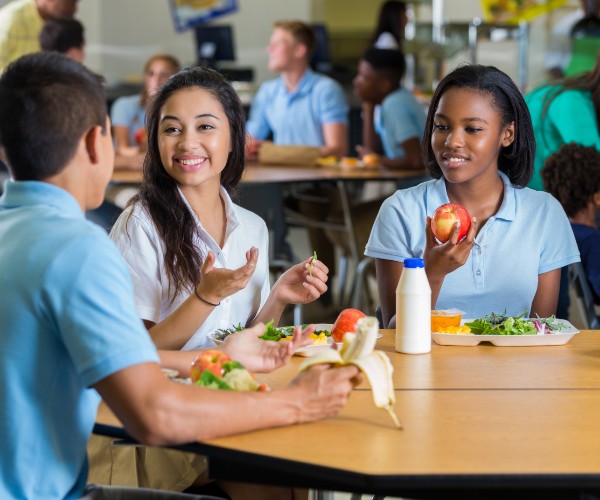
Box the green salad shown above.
[465,311,566,336]
[212,320,331,342]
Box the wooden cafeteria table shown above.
[262,329,600,391]
[95,329,600,498]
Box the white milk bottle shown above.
[395,257,431,354]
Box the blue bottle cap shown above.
[404,258,424,268]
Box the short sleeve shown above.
[110,95,139,129]
[380,105,422,156]
[110,208,164,323]
[246,84,272,139]
[44,236,159,388]
[317,80,349,125]
[365,193,417,262]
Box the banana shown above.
[299,316,401,428]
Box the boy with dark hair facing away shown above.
[0,52,359,499]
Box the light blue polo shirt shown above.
[110,94,145,145]
[365,172,580,318]
[0,180,159,499]
[375,87,426,159]
[246,68,349,146]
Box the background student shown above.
[0,52,360,500]
[0,0,80,195]
[246,19,349,159]
[110,53,181,171]
[525,51,600,191]
[370,0,408,50]
[39,17,84,62]
[353,47,425,171]
[542,142,600,304]
[365,64,579,327]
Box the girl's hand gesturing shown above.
[423,216,477,282]
[195,247,259,305]
[272,255,329,305]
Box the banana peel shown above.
[299,316,401,428]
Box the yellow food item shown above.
[316,155,338,167]
[437,325,472,334]
[431,310,464,332]
[280,332,329,345]
[309,332,328,344]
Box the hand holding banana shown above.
[299,316,401,428]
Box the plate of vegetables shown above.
[209,321,334,357]
[431,312,579,346]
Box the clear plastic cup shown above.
[431,309,465,332]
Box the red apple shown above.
[190,349,231,382]
[331,308,367,342]
[431,203,471,243]
[134,127,147,145]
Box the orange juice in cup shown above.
[431,309,464,332]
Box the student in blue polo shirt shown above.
[353,47,426,171]
[365,64,580,327]
[246,19,349,157]
[0,52,360,500]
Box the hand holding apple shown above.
[431,203,471,243]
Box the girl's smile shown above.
[176,156,208,171]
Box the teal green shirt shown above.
[525,85,600,191]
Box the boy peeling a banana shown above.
[300,316,401,428]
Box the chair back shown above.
[568,262,600,329]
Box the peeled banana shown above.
[299,316,401,428]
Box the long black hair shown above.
[129,66,246,302]
[421,64,535,187]
[370,1,407,47]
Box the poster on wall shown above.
[168,0,238,32]
[480,0,567,24]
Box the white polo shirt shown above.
[365,172,580,318]
[110,186,271,350]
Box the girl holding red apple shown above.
[365,65,580,327]
[110,66,330,351]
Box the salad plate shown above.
[208,323,335,357]
[432,318,580,347]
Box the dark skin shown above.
[377,87,560,327]
[352,59,424,170]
